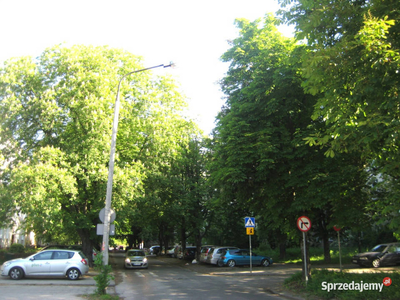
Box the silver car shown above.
[124,249,148,269]
[199,245,214,263]
[207,246,239,265]
[1,249,89,280]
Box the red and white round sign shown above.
[297,216,311,232]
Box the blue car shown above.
[217,249,273,267]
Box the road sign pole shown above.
[303,231,308,285]
[333,226,342,272]
[245,216,256,274]
[249,234,252,274]
[338,231,342,271]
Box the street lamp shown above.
[102,63,174,265]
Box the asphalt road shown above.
[112,253,303,300]
[6,251,395,300]
[0,252,303,300]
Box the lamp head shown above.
[164,62,176,68]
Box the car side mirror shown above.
[29,257,35,261]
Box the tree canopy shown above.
[279,0,400,234]
[0,44,197,259]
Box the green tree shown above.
[0,44,191,261]
[212,15,317,259]
[211,14,369,269]
[279,0,400,234]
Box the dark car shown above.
[177,246,197,260]
[149,246,161,255]
[352,243,400,268]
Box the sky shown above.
[0,0,293,135]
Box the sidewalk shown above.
[0,267,116,300]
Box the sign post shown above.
[334,226,342,271]
[245,217,255,274]
[97,208,116,236]
[297,216,311,284]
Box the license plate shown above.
[352,260,358,263]
[133,263,141,266]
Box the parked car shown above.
[177,246,197,260]
[41,244,98,261]
[1,249,89,280]
[124,249,148,269]
[352,243,400,268]
[149,245,161,255]
[199,245,214,264]
[206,246,239,265]
[217,249,273,267]
[167,246,178,257]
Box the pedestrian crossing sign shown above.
[245,217,255,228]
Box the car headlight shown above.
[143,258,147,263]
[3,262,12,267]
[125,258,131,263]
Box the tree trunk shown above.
[278,230,287,260]
[279,242,286,260]
[323,231,331,263]
[195,231,202,262]
[180,219,187,258]
[77,228,95,267]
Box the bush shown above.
[93,252,114,295]
[9,243,25,253]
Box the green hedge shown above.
[10,243,25,253]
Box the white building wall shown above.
[0,213,36,248]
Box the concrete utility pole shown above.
[102,63,174,265]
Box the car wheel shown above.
[9,267,24,280]
[217,259,224,267]
[372,259,380,268]
[261,259,271,267]
[227,259,236,267]
[67,268,81,280]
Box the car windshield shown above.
[128,250,145,256]
[371,245,387,252]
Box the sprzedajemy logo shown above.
[321,277,392,293]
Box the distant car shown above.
[149,245,161,255]
[124,249,148,269]
[352,243,400,268]
[199,245,214,264]
[1,249,89,280]
[206,246,239,265]
[167,246,178,257]
[217,249,273,267]
[176,246,196,260]
[179,246,197,260]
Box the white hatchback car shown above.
[124,249,148,269]
[1,249,89,280]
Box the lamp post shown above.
[102,63,173,265]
